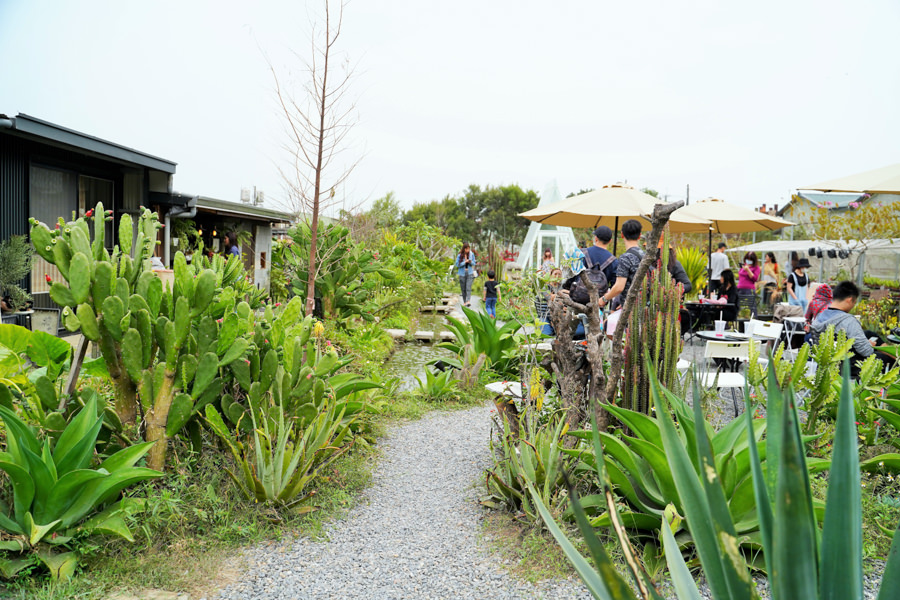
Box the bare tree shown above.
[273,0,360,315]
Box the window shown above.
[29,166,114,295]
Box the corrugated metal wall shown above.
[0,134,28,240]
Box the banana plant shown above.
[0,393,161,580]
[30,205,250,471]
[525,362,900,600]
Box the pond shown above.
[383,343,455,392]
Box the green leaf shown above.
[660,505,702,600]
[0,324,32,354]
[36,548,77,581]
[772,383,819,599]
[820,361,863,600]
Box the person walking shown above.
[454,243,477,307]
[737,251,761,316]
[483,270,499,318]
[709,242,730,295]
[787,257,812,311]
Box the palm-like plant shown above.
[439,306,519,377]
[675,246,707,299]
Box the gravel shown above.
[211,403,592,600]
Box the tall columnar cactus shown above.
[621,254,684,414]
[29,204,247,471]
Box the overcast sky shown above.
[2,0,898,215]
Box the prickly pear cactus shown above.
[29,204,251,471]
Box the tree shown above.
[273,0,359,316]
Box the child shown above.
[483,270,499,318]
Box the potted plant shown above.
[0,235,32,321]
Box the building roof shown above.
[196,196,293,224]
[1,113,177,173]
[777,192,867,217]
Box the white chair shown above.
[698,340,749,416]
[780,316,807,360]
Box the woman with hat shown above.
[787,257,812,311]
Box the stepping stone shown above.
[420,305,450,313]
[413,331,435,341]
[436,331,456,341]
[384,329,407,339]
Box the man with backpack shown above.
[563,226,619,305]
[600,219,644,311]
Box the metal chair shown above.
[697,340,749,417]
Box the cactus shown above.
[621,244,684,414]
[28,204,251,472]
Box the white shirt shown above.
[710,251,730,280]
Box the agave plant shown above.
[525,363,900,600]
[0,394,162,580]
[565,386,829,549]
[482,411,572,523]
[205,353,354,510]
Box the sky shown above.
[1,0,899,217]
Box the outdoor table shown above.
[695,330,765,343]
[683,302,735,339]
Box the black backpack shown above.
[570,249,617,304]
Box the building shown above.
[0,113,291,317]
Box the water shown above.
[383,343,455,392]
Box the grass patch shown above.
[479,510,578,584]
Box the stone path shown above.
[210,404,590,600]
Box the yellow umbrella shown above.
[668,198,795,284]
[518,184,708,252]
[800,162,900,194]
[669,198,795,234]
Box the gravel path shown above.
[212,403,591,600]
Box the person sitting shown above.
[805,283,832,324]
[810,281,894,376]
[709,269,739,322]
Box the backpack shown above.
[570,249,617,304]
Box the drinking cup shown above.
[714,320,726,336]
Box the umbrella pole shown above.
[707,229,712,294]
[613,217,619,255]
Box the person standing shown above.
[787,257,812,311]
[600,219,643,311]
[761,251,780,306]
[540,248,556,273]
[223,231,241,258]
[709,242,730,295]
[737,251,761,316]
[454,242,477,307]
[483,270,499,318]
[581,226,619,286]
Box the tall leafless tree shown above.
[273,0,360,316]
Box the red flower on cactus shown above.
[45,274,52,284]
[55,224,60,229]
[85,209,94,218]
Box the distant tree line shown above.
[355,184,542,249]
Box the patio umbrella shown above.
[800,162,900,194]
[668,198,795,285]
[518,184,707,253]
